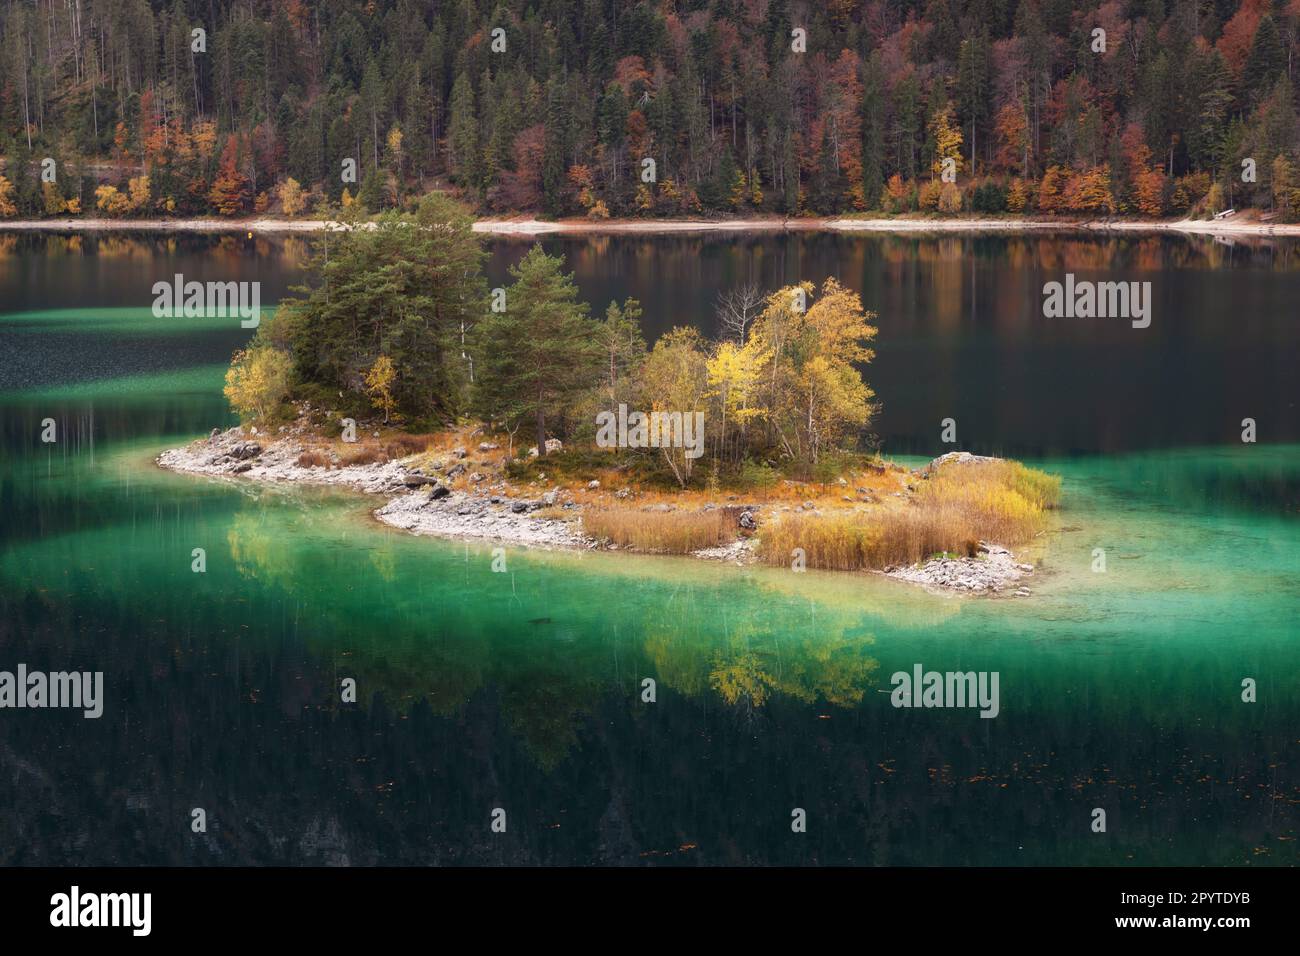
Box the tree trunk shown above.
[535,402,547,458]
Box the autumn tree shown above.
[1063,165,1116,214]
[209,135,251,216]
[929,101,964,179]
[706,337,768,467]
[748,279,877,468]
[1272,155,1300,221]
[94,185,131,216]
[41,181,66,215]
[364,354,398,423]
[994,101,1030,177]
[224,346,294,421]
[1037,165,1068,213]
[0,176,17,217]
[639,327,711,487]
[277,177,306,216]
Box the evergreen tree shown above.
[448,71,480,190]
[471,246,601,457]
[279,194,485,423]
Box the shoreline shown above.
[155,426,1039,596]
[4,214,1299,238]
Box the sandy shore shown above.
[6,214,1299,237]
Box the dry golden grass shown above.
[583,507,737,554]
[339,445,388,467]
[757,459,1060,572]
[384,434,431,458]
[297,449,329,468]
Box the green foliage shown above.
[970,181,1007,213]
[471,246,602,456]
[278,193,485,422]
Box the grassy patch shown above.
[582,507,737,554]
[756,458,1059,572]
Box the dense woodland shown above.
[2,0,1300,220]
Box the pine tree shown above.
[448,71,480,190]
[471,246,601,457]
[1243,16,1285,107]
[541,75,569,216]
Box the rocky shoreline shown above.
[157,426,1036,595]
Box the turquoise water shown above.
[0,233,1296,865]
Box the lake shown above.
[0,230,1296,865]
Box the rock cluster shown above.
[913,450,999,477]
[884,542,1035,595]
[375,488,587,548]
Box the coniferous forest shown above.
[1,0,1299,220]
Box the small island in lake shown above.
[159,195,1061,594]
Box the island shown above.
[158,195,1060,595]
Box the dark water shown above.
[4,231,1299,455]
[0,230,1296,866]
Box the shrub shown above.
[583,508,735,554]
[297,450,328,468]
[738,460,779,491]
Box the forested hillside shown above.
[2,0,1299,220]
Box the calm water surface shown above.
[0,231,1295,865]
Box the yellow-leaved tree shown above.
[749,278,877,467]
[929,101,964,179]
[95,185,131,216]
[224,346,293,421]
[706,338,768,465]
[127,175,152,212]
[277,177,306,217]
[364,354,398,423]
[639,327,711,488]
[41,181,66,215]
[0,175,17,217]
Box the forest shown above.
[2,0,1299,220]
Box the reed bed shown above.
[582,507,736,554]
[757,459,1060,572]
